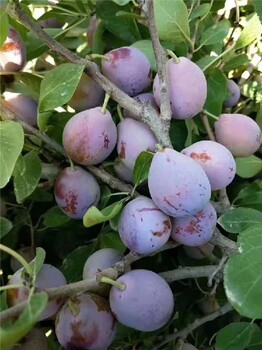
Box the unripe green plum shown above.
[123,92,158,118]
[215,113,262,157]
[171,203,217,246]
[2,92,38,126]
[109,269,174,332]
[0,28,26,72]
[102,47,151,96]
[117,118,157,170]
[12,328,48,350]
[7,264,67,321]
[118,196,171,254]
[114,157,133,183]
[63,107,117,165]
[54,166,100,219]
[69,73,105,112]
[198,296,220,315]
[55,293,116,350]
[224,79,241,107]
[181,140,236,190]
[153,57,207,119]
[148,148,211,218]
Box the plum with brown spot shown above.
[54,166,100,219]
[171,203,217,246]
[148,148,211,218]
[55,293,116,350]
[109,269,174,331]
[182,140,236,190]
[118,196,171,254]
[102,47,151,96]
[62,107,117,165]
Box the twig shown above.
[210,228,237,254]
[159,265,217,283]
[201,113,216,141]
[207,255,228,287]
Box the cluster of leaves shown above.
[0,0,262,349]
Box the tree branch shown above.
[159,265,217,283]
[210,228,237,254]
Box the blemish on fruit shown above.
[190,152,211,163]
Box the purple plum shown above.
[224,80,241,107]
[215,113,262,157]
[63,107,117,165]
[181,140,236,190]
[117,118,157,170]
[2,92,38,126]
[183,243,214,260]
[83,248,123,279]
[102,47,151,96]
[0,28,26,72]
[171,203,217,246]
[153,57,207,119]
[114,157,133,183]
[148,148,211,218]
[55,293,116,350]
[123,93,158,118]
[109,269,174,331]
[69,73,105,112]
[118,196,171,254]
[54,166,100,219]
[7,264,67,321]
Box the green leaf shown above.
[223,54,249,72]
[224,225,262,319]
[29,247,46,277]
[100,230,126,252]
[112,0,130,5]
[0,292,48,350]
[169,120,188,151]
[218,208,262,233]
[236,156,262,179]
[15,72,42,96]
[253,0,262,24]
[247,325,262,349]
[154,0,190,43]
[133,151,153,187]
[0,121,24,189]
[83,200,124,228]
[196,56,214,70]
[204,68,227,115]
[38,63,85,113]
[190,3,211,21]
[0,8,8,47]
[131,40,157,72]
[43,206,71,228]
[234,183,262,212]
[215,322,253,350]
[236,13,262,49]
[13,151,42,203]
[199,19,230,48]
[0,218,13,240]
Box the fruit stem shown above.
[101,93,111,114]
[0,244,33,277]
[166,49,180,63]
[69,158,75,172]
[0,284,25,292]
[117,104,124,121]
[88,54,109,61]
[202,109,219,120]
[100,276,126,291]
[155,143,164,152]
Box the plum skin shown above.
[148,148,211,218]
[55,293,116,350]
[102,47,151,96]
[7,264,67,321]
[224,80,241,107]
[153,57,207,119]
[181,140,236,191]
[83,248,123,279]
[62,107,117,165]
[118,196,171,254]
[171,203,217,247]
[117,118,157,171]
[109,269,174,332]
[215,113,262,157]
[0,28,26,72]
[54,166,100,219]
[114,157,133,183]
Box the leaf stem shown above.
[0,244,33,277]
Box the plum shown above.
[109,269,174,331]
[198,297,220,315]
[7,264,67,321]
[117,118,157,171]
[114,157,133,183]
[181,140,236,190]
[40,18,63,28]
[86,15,101,48]
[10,246,35,272]
[2,92,38,126]
[54,166,100,219]
[63,107,117,165]
[69,73,105,112]
[153,57,207,119]
[13,328,48,350]
[83,248,123,279]
[118,196,171,254]
[183,243,214,260]
[101,47,151,96]
[224,79,241,107]
[171,203,217,246]
[0,28,26,72]
[123,93,158,118]
[55,293,116,350]
[148,148,211,218]
[215,113,262,157]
